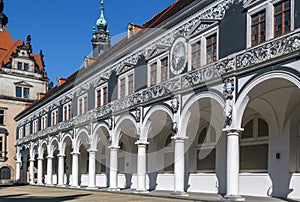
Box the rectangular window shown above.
[33,120,38,133]
[206,34,217,64]
[96,89,101,108]
[103,86,108,105]
[18,127,23,139]
[24,63,29,71]
[197,148,216,171]
[64,105,68,121]
[120,78,126,98]
[25,124,30,136]
[83,96,88,113]
[17,62,22,70]
[23,88,29,99]
[79,99,83,115]
[0,110,3,125]
[274,0,291,37]
[150,63,157,87]
[16,87,22,98]
[191,41,201,70]
[161,58,168,82]
[128,74,134,95]
[41,115,47,130]
[240,144,268,171]
[251,11,266,46]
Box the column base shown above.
[29,182,36,185]
[36,183,44,186]
[45,184,55,187]
[86,186,98,190]
[107,188,120,192]
[171,191,189,197]
[223,195,245,201]
[70,186,81,189]
[56,184,66,188]
[134,189,149,194]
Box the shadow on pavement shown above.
[0,194,91,202]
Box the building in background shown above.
[0,0,48,184]
[14,0,300,201]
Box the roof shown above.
[0,26,48,79]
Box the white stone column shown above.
[88,150,97,189]
[172,136,188,196]
[29,159,35,184]
[37,158,43,185]
[57,154,65,187]
[15,161,21,183]
[225,130,244,201]
[46,156,53,186]
[108,146,120,191]
[71,152,80,188]
[135,142,148,193]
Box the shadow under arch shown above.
[235,71,300,198]
[181,92,226,194]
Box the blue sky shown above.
[5,0,175,83]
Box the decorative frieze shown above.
[236,31,300,69]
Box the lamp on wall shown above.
[169,122,178,134]
[171,96,179,113]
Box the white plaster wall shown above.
[118,174,126,189]
[188,173,218,193]
[288,174,300,199]
[80,174,89,186]
[155,174,174,191]
[95,174,107,187]
[239,173,272,197]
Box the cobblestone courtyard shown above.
[0,186,190,202]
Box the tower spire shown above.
[0,0,8,32]
[91,0,111,58]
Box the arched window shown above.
[0,167,11,180]
[196,126,216,171]
[240,116,269,171]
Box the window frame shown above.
[95,84,108,108]
[41,114,48,130]
[51,109,59,126]
[118,70,134,99]
[273,0,292,38]
[78,94,88,115]
[63,102,72,121]
[246,0,295,48]
[148,54,169,87]
[240,115,269,172]
[251,10,267,46]
[25,123,30,136]
[32,119,38,134]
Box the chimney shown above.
[38,92,46,100]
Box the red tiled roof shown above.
[0,26,47,78]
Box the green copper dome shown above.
[96,0,107,30]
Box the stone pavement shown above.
[0,185,299,202]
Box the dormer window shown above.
[24,63,29,71]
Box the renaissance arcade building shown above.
[14,0,300,200]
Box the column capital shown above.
[47,156,54,159]
[87,149,98,153]
[135,141,149,146]
[57,154,66,158]
[37,157,44,161]
[171,136,188,142]
[223,128,244,135]
[108,145,120,150]
[71,152,80,156]
[29,159,35,162]
[16,160,22,163]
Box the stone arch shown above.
[38,140,48,158]
[113,114,137,146]
[236,71,300,129]
[91,122,110,150]
[141,105,174,141]
[48,137,59,157]
[74,128,90,153]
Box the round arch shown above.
[236,71,300,129]
[73,128,90,153]
[91,122,110,150]
[113,114,137,146]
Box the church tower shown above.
[0,0,8,32]
[92,0,111,58]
